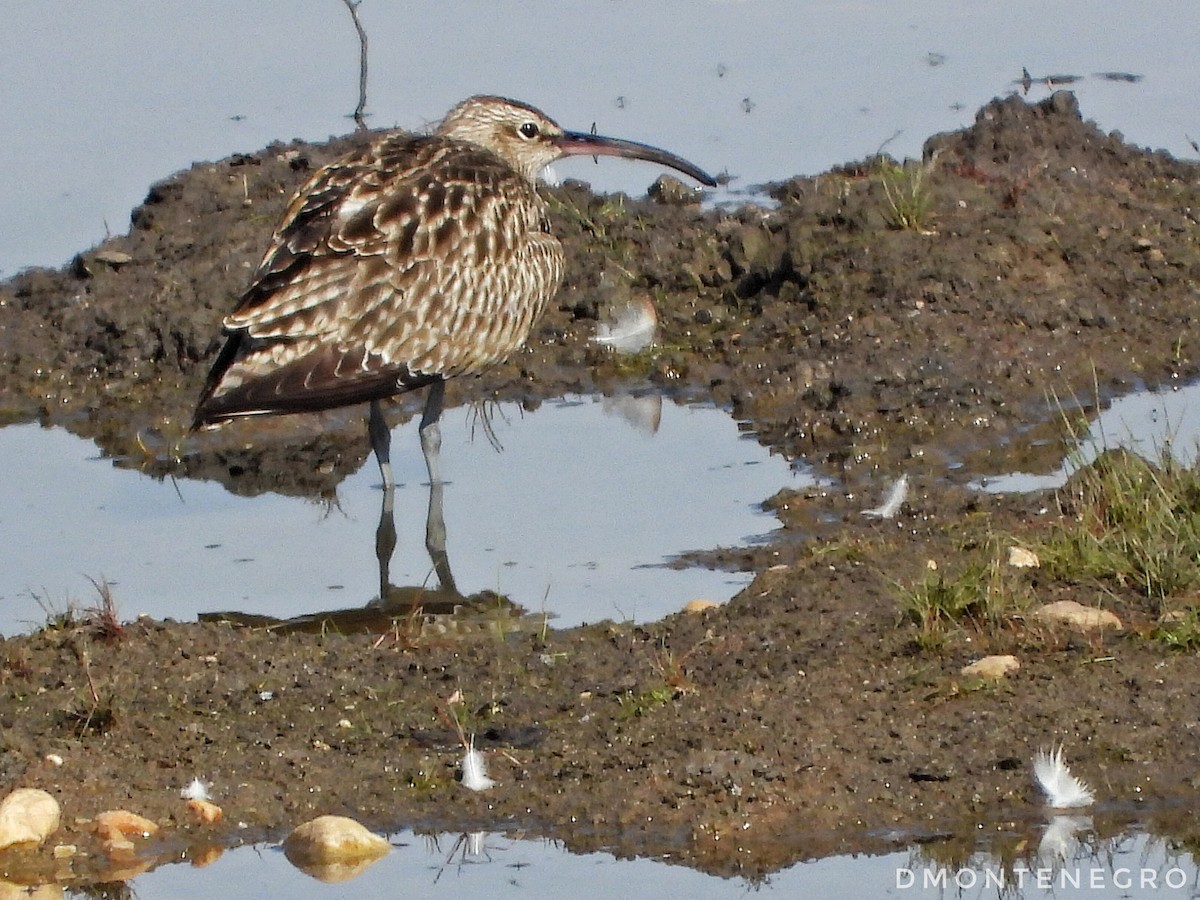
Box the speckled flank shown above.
[193,102,565,422]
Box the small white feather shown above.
[539,164,561,187]
[863,474,908,519]
[593,298,657,354]
[180,778,211,801]
[461,743,497,792]
[1033,745,1094,808]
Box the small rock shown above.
[95,810,159,839]
[684,599,719,614]
[648,174,700,205]
[0,788,61,850]
[961,655,1020,679]
[186,799,223,825]
[1007,546,1039,568]
[95,810,159,857]
[283,815,389,874]
[93,249,133,268]
[1034,600,1122,631]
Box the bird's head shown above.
[436,95,716,188]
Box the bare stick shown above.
[341,0,369,130]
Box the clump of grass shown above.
[617,685,676,719]
[83,577,124,643]
[877,158,935,232]
[33,592,80,632]
[1153,609,1200,651]
[545,190,630,249]
[898,538,1034,641]
[1040,448,1200,612]
[32,577,124,641]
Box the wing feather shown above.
[194,133,564,425]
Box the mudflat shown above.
[2,92,1199,883]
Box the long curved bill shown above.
[557,130,717,187]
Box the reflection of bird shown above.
[192,95,715,488]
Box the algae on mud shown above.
[3,92,1200,882]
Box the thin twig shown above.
[340,0,370,130]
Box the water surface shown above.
[0,396,799,636]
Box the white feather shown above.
[863,474,908,519]
[1033,745,1094,808]
[593,298,657,354]
[461,742,497,792]
[180,777,211,801]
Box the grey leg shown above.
[425,475,458,594]
[419,380,446,485]
[418,381,455,592]
[374,485,397,601]
[369,400,397,598]
[368,399,394,490]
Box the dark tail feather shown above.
[191,332,248,431]
[192,334,440,428]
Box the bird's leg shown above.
[369,400,398,600]
[374,482,397,601]
[425,473,458,595]
[368,399,395,490]
[419,380,456,592]
[419,380,445,485]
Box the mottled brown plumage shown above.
[192,95,715,485]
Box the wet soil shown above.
[3,92,1200,883]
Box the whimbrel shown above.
[192,95,715,488]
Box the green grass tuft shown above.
[877,158,935,231]
[1041,448,1200,612]
[899,537,1034,636]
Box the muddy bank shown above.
[5,92,1198,493]
[2,92,1200,883]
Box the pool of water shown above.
[0,395,801,637]
[973,381,1200,493]
[3,1,1198,276]
[83,824,1200,899]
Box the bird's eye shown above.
[518,121,540,139]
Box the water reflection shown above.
[901,828,1195,897]
[973,382,1200,494]
[201,396,682,635]
[97,825,1199,899]
[0,396,797,636]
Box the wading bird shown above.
[192,95,715,489]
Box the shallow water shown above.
[3,1,1199,276]
[0,395,800,637]
[81,825,1199,899]
[973,381,1200,493]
